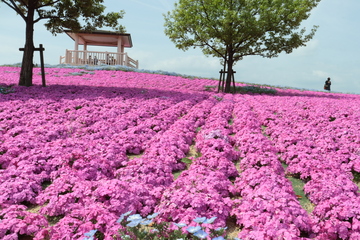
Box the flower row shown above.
[247,94,360,239]
[230,95,313,239]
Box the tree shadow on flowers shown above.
[0,84,211,103]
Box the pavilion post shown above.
[74,35,79,64]
[117,37,123,65]
[83,44,88,64]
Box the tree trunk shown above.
[224,51,234,93]
[19,3,35,86]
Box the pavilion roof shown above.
[64,30,133,48]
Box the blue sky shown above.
[1,0,359,94]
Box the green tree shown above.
[1,0,125,86]
[164,0,321,93]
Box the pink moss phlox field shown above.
[155,95,236,230]
[1,66,360,239]
[248,94,360,239]
[230,96,313,239]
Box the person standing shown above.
[324,77,331,91]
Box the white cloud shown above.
[148,54,220,77]
[129,0,172,12]
[158,0,174,12]
[312,70,330,78]
[292,39,319,56]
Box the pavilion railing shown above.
[60,49,139,68]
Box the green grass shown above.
[232,85,277,95]
[287,176,314,213]
[203,84,278,95]
[352,170,360,193]
[282,163,314,213]
[172,145,201,180]
[204,85,217,91]
[127,153,144,160]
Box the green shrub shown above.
[233,85,277,95]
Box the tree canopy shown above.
[164,0,321,93]
[1,0,125,86]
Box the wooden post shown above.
[231,71,236,93]
[36,44,46,87]
[218,70,224,92]
[19,44,46,87]
[217,70,236,93]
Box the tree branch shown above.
[192,30,225,59]
[33,1,62,23]
[34,14,59,23]
[34,2,43,22]
[2,0,26,20]
[38,0,61,8]
[18,0,28,7]
[198,0,222,38]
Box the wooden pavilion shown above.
[60,30,138,68]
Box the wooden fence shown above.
[60,50,138,68]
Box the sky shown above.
[0,0,359,94]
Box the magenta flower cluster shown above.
[1,66,360,240]
[155,95,238,230]
[230,96,313,239]
[255,94,360,239]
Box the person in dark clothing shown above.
[324,77,331,91]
